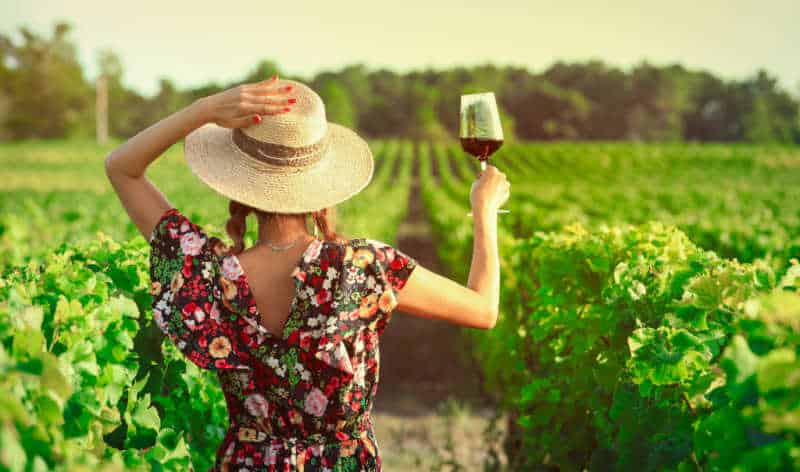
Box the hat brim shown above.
[183,122,374,213]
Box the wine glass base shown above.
[467,209,510,216]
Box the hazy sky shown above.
[3,0,798,97]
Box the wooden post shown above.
[96,74,108,144]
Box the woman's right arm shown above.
[396,166,509,329]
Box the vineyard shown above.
[1,140,799,470]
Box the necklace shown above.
[255,234,309,251]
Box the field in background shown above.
[417,141,800,470]
[0,139,414,266]
[2,140,799,470]
[423,140,800,273]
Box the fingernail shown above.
[288,98,297,104]
[283,107,291,112]
[271,74,278,80]
[284,85,293,91]
[252,115,262,124]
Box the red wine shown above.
[460,138,503,161]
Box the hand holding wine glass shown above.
[470,165,511,216]
[461,92,510,215]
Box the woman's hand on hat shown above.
[200,75,296,128]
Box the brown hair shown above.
[222,199,348,256]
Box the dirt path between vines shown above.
[370,148,508,471]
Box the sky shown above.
[2,0,798,97]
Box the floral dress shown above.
[148,208,418,471]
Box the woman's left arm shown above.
[105,75,293,240]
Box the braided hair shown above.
[222,200,346,256]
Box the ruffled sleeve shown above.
[340,238,418,337]
[367,239,417,335]
[148,208,255,371]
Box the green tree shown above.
[626,63,691,141]
[0,34,14,140]
[149,78,192,121]
[359,69,406,137]
[96,48,151,138]
[741,70,798,143]
[2,19,799,143]
[241,59,281,84]
[503,79,589,140]
[0,21,92,139]
[317,79,356,128]
[404,79,448,140]
[329,64,373,128]
[543,60,630,139]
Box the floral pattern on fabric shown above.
[148,208,418,471]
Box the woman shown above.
[105,75,510,471]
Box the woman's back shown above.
[107,77,508,472]
[149,208,417,471]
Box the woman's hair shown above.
[223,199,348,256]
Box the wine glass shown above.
[460,92,510,215]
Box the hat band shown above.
[232,128,328,167]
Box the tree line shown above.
[1,21,798,143]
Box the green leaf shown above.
[131,401,161,431]
[757,348,799,392]
[34,391,64,426]
[106,296,140,320]
[12,328,45,361]
[0,423,26,472]
[61,340,99,378]
[671,329,701,352]
[40,352,72,402]
[721,335,759,384]
[12,305,44,332]
[628,327,652,355]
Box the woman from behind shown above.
[105,75,509,471]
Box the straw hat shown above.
[183,79,374,214]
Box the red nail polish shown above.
[283,107,291,112]
[284,85,293,91]
[252,115,262,124]
[271,74,278,80]
[288,98,297,104]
